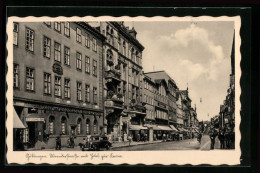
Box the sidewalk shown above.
[111,140,163,149]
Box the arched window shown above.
[49,116,55,135]
[77,118,82,135]
[86,119,90,135]
[61,116,67,135]
[93,119,98,134]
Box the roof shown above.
[145,71,178,89]
[75,22,106,42]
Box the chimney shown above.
[129,27,137,39]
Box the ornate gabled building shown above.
[94,22,146,141]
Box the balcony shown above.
[104,99,124,109]
[105,69,121,83]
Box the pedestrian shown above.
[56,135,61,150]
[225,127,231,149]
[197,132,202,144]
[218,129,225,149]
[209,128,216,150]
[128,135,132,146]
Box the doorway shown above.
[27,122,36,148]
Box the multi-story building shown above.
[145,71,179,140]
[13,21,105,150]
[94,22,146,141]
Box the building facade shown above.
[94,22,146,141]
[13,22,105,150]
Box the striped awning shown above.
[13,107,26,129]
[169,125,178,132]
[158,125,172,131]
[129,125,147,131]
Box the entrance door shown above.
[27,122,36,148]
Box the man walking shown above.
[218,129,225,149]
[209,128,216,150]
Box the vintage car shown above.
[80,136,112,151]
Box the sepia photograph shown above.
[6,16,241,165]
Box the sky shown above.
[125,21,234,121]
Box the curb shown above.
[111,141,164,149]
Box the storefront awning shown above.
[13,107,26,129]
[158,125,172,131]
[169,125,178,131]
[145,124,161,131]
[129,125,147,131]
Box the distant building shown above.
[13,22,105,150]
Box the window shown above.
[76,52,82,70]
[64,46,70,65]
[23,129,29,143]
[123,41,126,56]
[77,119,82,135]
[85,84,90,102]
[85,56,90,73]
[44,73,51,95]
[13,64,19,88]
[25,28,34,52]
[49,116,55,134]
[86,119,90,134]
[54,22,61,32]
[93,87,97,105]
[93,60,97,76]
[54,76,61,97]
[77,82,82,101]
[85,34,90,48]
[64,22,70,37]
[26,67,34,91]
[92,38,97,51]
[44,22,51,27]
[93,119,98,134]
[64,79,70,99]
[61,116,67,135]
[13,23,18,45]
[43,36,51,58]
[76,28,82,43]
[54,42,61,62]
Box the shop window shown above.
[86,119,90,135]
[49,116,55,135]
[13,23,18,45]
[77,118,82,135]
[23,129,29,143]
[61,116,67,135]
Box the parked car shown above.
[80,136,112,151]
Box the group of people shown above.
[209,126,235,150]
